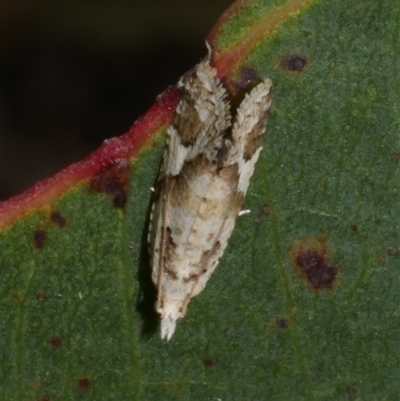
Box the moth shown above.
[148,57,272,340]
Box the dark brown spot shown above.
[36,293,46,302]
[276,318,289,329]
[113,194,126,208]
[350,224,358,232]
[183,273,200,283]
[89,160,130,208]
[306,262,337,289]
[280,54,307,72]
[203,358,216,367]
[51,211,66,228]
[77,377,91,389]
[33,230,46,248]
[165,226,177,247]
[292,237,339,290]
[235,67,259,90]
[202,249,211,258]
[387,247,398,256]
[172,89,203,147]
[164,266,179,280]
[262,204,271,214]
[394,152,400,160]
[216,141,231,170]
[296,250,324,273]
[13,293,22,302]
[50,336,63,348]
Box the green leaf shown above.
[1,0,399,399]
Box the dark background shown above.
[0,0,230,199]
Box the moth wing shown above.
[189,79,272,298]
[149,60,272,340]
[230,79,272,194]
[148,59,232,339]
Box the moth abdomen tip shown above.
[160,316,177,341]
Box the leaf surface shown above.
[1,0,399,399]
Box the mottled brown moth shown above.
[148,57,272,340]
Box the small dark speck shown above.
[276,318,289,329]
[89,160,129,209]
[33,230,46,248]
[51,211,67,228]
[388,247,398,256]
[394,152,400,160]
[280,54,307,72]
[235,67,259,90]
[262,204,271,214]
[13,293,22,302]
[78,377,91,389]
[350,224,358,232]
[36,293,46,302]
[50,336,63,348]
[203,358,216,367]
[113,193,126,208]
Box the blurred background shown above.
[0,0,231,200]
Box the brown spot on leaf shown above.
[235,67,259,90]
[77,377,91,389]
[292,237,339,290]
[280,54,307,72]
[395,152,400,160]
[50,336,63,348]
[307,262,337,289]
[33,229,46,248]
[203,358,216,367]
[262,204,271,214]
[254,203,271,224]
[13,293,22,302]
[350,224,358,232]
[51,211,67,228]
[276,318,289,329]
[89,160,130,208]
[388,247,398,256]
[36,293,46,301]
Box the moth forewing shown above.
[233,79,272,193]
[148,58,272,340]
